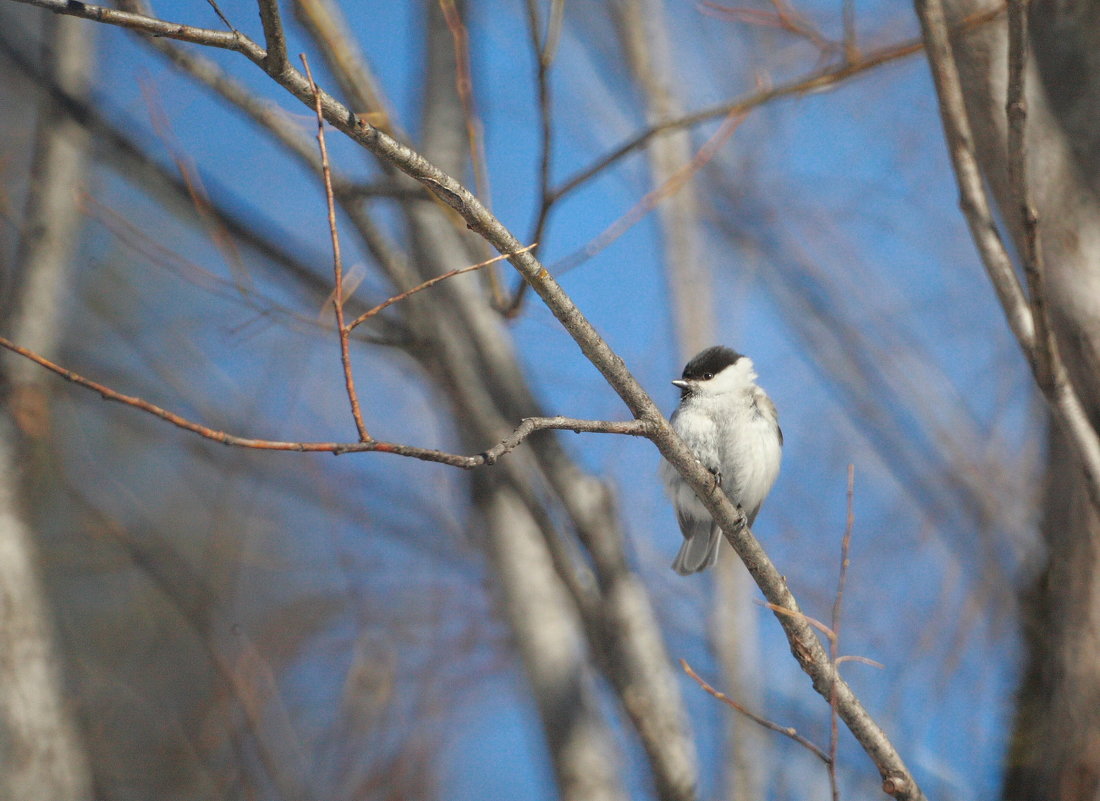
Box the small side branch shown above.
[480,416,650,464]
[550,108,746,276]
[256,0,288,75]
[348,245,535,331]
[301,53,370,442]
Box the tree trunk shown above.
[0,13,94,800]
[932,2,1100,798]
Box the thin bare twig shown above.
[203,0,238,33]
[348,244,536,331]
[113,8,417,303]
[436,0,502,307]
[138,78,253,293]
[700,0,837,55]
[842,0,858,62]
[292,0,404,141]
[763,601,836,640]
[483,416,651,463]
[508,0,561,317]
[437,0,490,212]
[680,659,830,764]
[302,53,371,442]
[837,654,884,669]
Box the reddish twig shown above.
[301,53,370,442]
[347,244,536,331]
[761,600,881,670]
[837,654,884,669]
[438,0,487,202]
[437,0,502,306]
[762,601,836,639]
[699,0,837,55]
[680,658,830,763]
[0,333,648,467]
[437,0,490,206]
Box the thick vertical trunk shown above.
[0,13,94,800]
[931,3,1100,798]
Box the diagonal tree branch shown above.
[4,1,929,794]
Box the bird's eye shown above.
[703,372,713,380]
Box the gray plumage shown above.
[661,347,782,575]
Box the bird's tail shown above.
[671,525,721,575]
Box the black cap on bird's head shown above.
[673,346,744,398]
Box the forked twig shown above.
[301,52,371,442]
[699,0,837,55]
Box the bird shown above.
[660,346,782,574]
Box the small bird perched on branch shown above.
[661,346,782,574]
